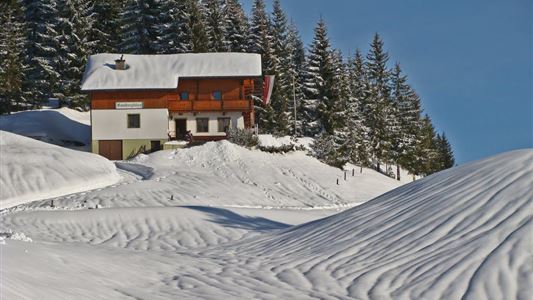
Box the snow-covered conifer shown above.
[0,0,28,113]
[22,0,60,106]
[203,0,227,52]
[120,0,161,54]
[364,33,391,170]
[56,0,95,107]
[303,18,335,135]
[90,0,123,54]
[223,0,248,52]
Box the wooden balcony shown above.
[168,99,252,112]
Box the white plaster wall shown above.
[168,112,244,137]
[92,109,168,140]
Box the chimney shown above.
[115,55,125,70]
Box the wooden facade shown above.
[90,78,256,114]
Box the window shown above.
[212,90,222,100]
[151,141,161,151]
[180,91,189,101]
[217,117,231,132]
[196,118,209,133]
[127,114,140,128]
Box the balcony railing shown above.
[168,99,252,112]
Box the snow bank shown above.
[47,140,403,210]
[0,108,90,148]
[258,134,314,150]
[193,149,531,299]
[81,53,262,91]
[0,131,120,208]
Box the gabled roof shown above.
[81,53,262,91]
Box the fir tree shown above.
[342,50,371,167]
[303,18,335,135]
[223,0,249,52]
[23,0,60,107]
[0,0,27,113]
[247,0,274,73]
[156,0,191,53]
[120,0,161,54]
[286,21,306,136]
[268,0,291,135]
[436,132,455,170]
[390,63,422,178]
[364,33,391,170]
[90,0,123,54]
[203,0,227,52]
[416,114,439,176]
[187,0,209,53]
[56,0,94,107]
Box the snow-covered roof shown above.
[81,53,262,91]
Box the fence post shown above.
[336,178,339,185]
[344,171,347,181]
[352,169,355,176]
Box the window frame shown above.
[127,113,140,128]
[212,90,222,101]
[180,91,189,101]
[217,117,231,133]
[196,118,209,133]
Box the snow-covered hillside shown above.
[0,108,90,149]
[0,131,120,208]
[2,149,530,299]
[20,140,402,210]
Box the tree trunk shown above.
[396,164,401,181]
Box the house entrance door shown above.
[175,119,187,140]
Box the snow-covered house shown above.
[81,53,262,160]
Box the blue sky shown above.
[242,0,533,164]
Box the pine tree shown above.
[416,114,439,176]
[247,0,274,72]
[0,0,28,113]
[203,0,227,52]
[90,0,123,54]
[188,0,209,53]
[303,18,336,135]
[120,0,161,54]
[223,0,248,52]
[247,0,275,133]
[56,0,94,107]
[286,21,306,136]
[436,132,455,170]
[390,63,422,178]
[268,0,291,135]
[364,33,391,171]
[156,0,191,53]
[22,0,60,107]
[342,49,371,167]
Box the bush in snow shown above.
[311,134,346,168]
[227,128,259,148]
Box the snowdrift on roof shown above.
[81,53,262,91]
[0,131,120,208]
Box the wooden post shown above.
[352,169,355,176]
[344,171,347,181]
[336,178,339,185]
[360,166,363,173]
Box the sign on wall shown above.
[115,102,143,109]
